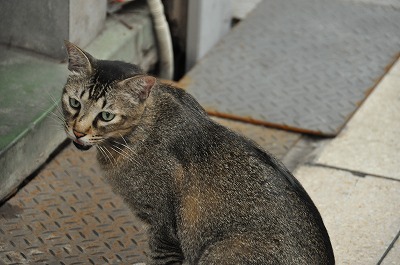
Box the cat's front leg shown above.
[147,226,185,265]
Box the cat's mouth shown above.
[72,140,92,151]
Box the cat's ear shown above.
[118,75,157,102]
[64,40,94,75]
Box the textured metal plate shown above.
[0,119,299,264]
[184,0,400,136]
[0,144,149,265]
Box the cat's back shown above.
[130,85,334,264]
[181,126,334,264]
[155,93,334,263]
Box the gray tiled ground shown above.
[382,236,400,265]
[389,58,400,76]
[184,0,400,135]
[295,166,400,264]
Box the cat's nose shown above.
[73,129,86,139]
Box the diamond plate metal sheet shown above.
[0,144,149,265]
[183,0,400,136]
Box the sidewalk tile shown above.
[315,75,400,180]
[382,235,400,265]
[389,58,400,76]
[295,165,400,265]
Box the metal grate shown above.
[0,145,149,265]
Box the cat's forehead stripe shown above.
[101,98,107,109]
[80,90,89,100]
[88,82,109,100]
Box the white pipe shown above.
[146,0,174,80]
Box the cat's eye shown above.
[100,111,115,122]
[69,97,81,109]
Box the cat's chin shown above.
[72,140,92,151]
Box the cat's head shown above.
[62,41,156,151]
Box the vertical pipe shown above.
[146,0,174,79]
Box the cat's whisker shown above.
[110,143,138,164]
[47,92,61,106]
[89,138,104,143]
[96,139,105,144]
[37,92,57,106]
[113,143,138,163]
[35,104,64,124]
[47,124,65,130]
[97,146,110,164]
[111,142,129,155]
[109,145,135,164]
[119,134,129,145]
[112,140,134,155]
[47,92,58,101]
[117,135,137,154]
[46,116,67,130]
[46,92,65,117]
[48,111,65,123]
[98,145,114,166]
[118,134,134,149]
[46,116,62,125]
[52,107,64,120]
[102,145,118,166]
[46,107,68,128]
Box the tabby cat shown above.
[62,41,335,264]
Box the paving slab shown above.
[294,165,400,265]
[382,234,400,265]
[389,58,400,76]
[316,74,400,180]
